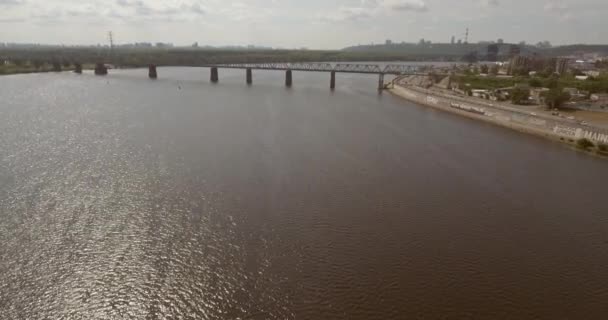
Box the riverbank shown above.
[0,66,75,76]
[389,84,608,158]
[0,63,99,76]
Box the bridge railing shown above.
[208,63,427,75]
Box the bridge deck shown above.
[204,63,429,75]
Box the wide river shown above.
[1,67,607,319]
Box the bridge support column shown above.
[94,63,108,76]
[149,64,158,79]
[74,63,82,74]
[285,70,292,87]
[378,73,385,90]
[210,67,219,83]
[246,68,252,85]
[330,71,336,90]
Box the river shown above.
[1,67,607,319]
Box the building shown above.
[530,88,550,105]
[509,45,521,58]
[508,56,530,75]
[563,88,588,101]
[487,44,499,62]
[583,70,601,77]
[555,58,569,75]
[591,94,608,109]
[471,89,491,99]
[591,94,608,102]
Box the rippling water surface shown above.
[1,67,608,319]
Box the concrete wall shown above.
[391,85,608,145]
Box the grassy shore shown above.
[0,63,97,76]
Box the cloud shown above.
[0,0,24,5]
[478,0,499,7]
[316,0,428,23]
[115,0,204,17]
[544,0,573,21]
[0,17,25,23]
[316,7,374,23]
[382,0,428,12]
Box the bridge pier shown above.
[94,63,108,76]
[246,68,252,85]
[330,71,336,90]
[285,70,292,87]
[74,63,82,74]
[148,64,158,79]
[378,73,385,90]
[210,67,219,83]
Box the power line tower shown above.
[107,31,115,64]
[464,28,469,44]
[108,31,115,52]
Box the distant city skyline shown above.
[1,0,607,49]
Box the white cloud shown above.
[114,0,205,17]
[382,0,428,12]
[544,0,572,21]
[478,0,499,7]
[0,0,24,5]
[0,0,606,48]
[316,7,374,23]
[317,0,428,23]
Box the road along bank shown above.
[389,84,608,156]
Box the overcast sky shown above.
[1,0,606,49]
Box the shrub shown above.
[529,78,542,88]
[543,88,571,109]
[577,138,594,150]
[598,143,608,153]
[511,87,530,105]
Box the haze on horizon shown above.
[1,0,607,49]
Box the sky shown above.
[0,0,607,49]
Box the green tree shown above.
[52,61,62,72]
[546,78,559,89]
[31,60,44,69]
[569,68,585,76]
[538,67,555,78]
[543,88,571,109]
[529,78,542,87]
[511,87,530,105]
[577,138,594,150]
[11,58,25,66]
[480,64,489,74]
[512,67,529,76]
[489,64,499,75]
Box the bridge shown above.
[93,62,434,90]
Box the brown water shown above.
[1,67,607,319]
